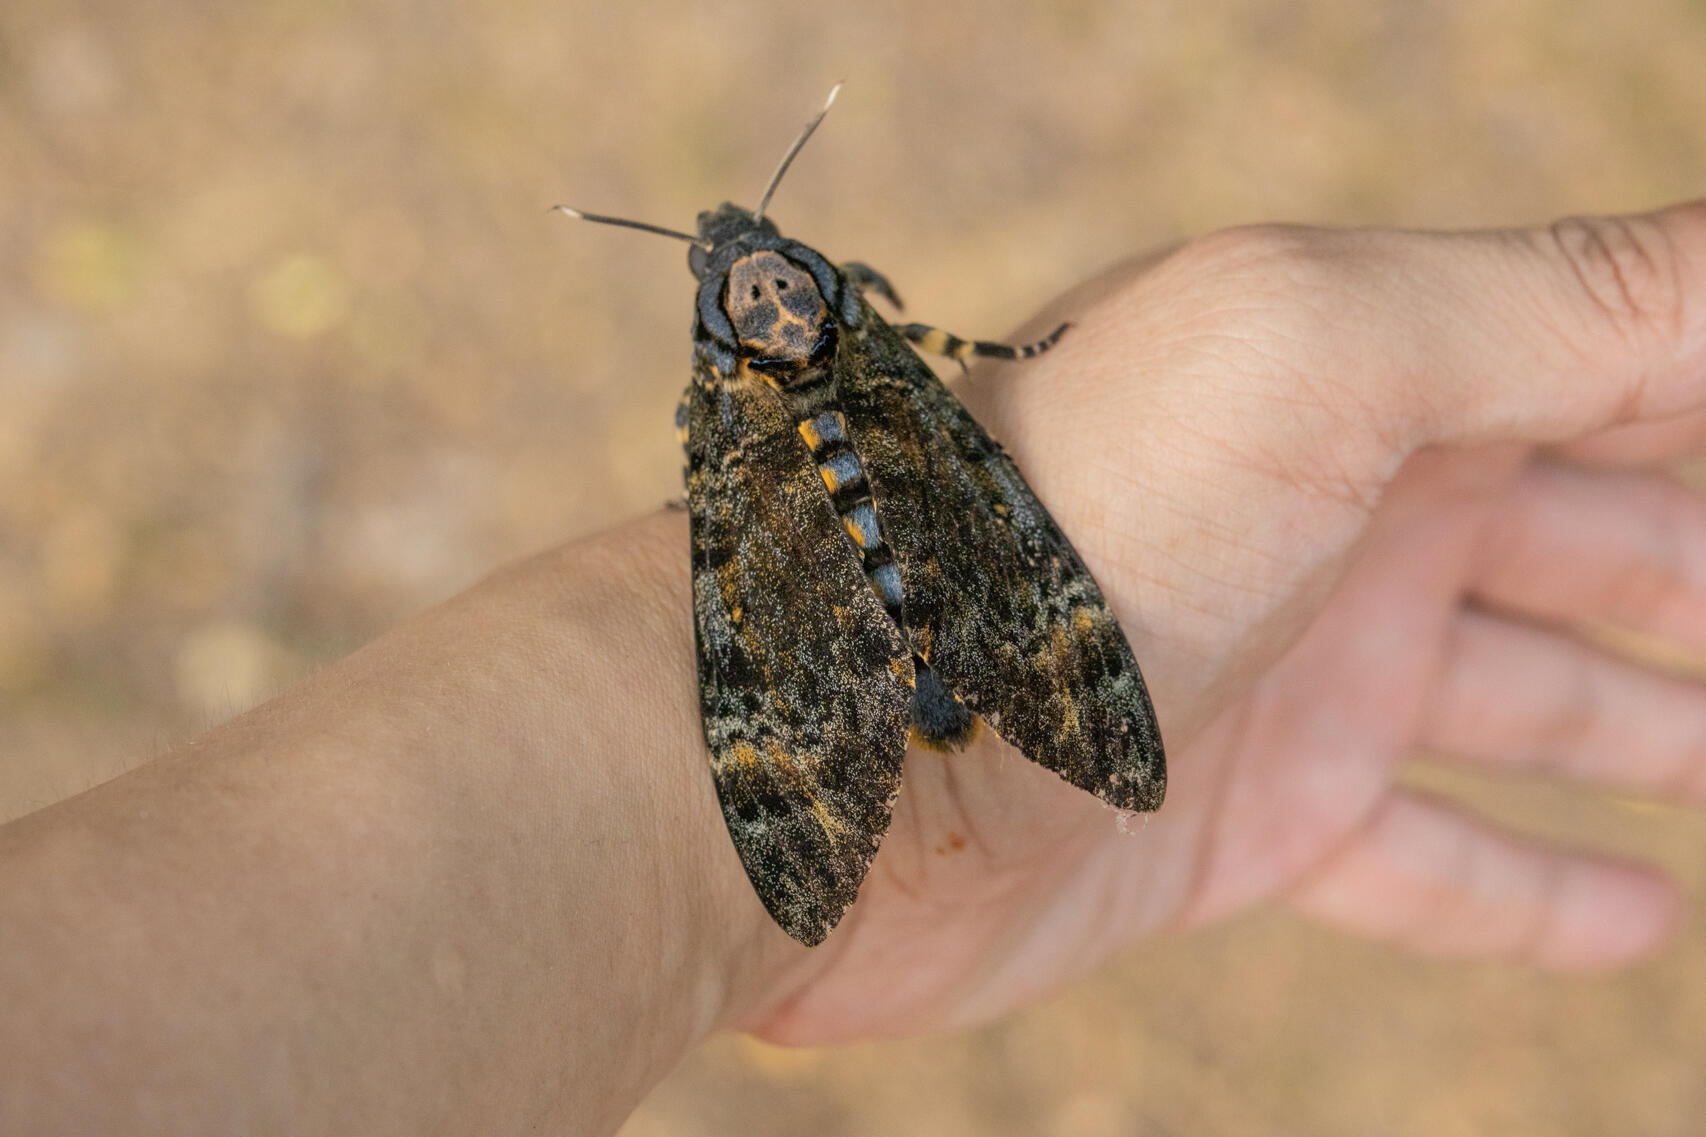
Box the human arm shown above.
[0,522,786,1135]
[4,203,1706,1133]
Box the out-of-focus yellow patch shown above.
[173,619,291,718]
[34,218,141,311]
[249,252,353,339]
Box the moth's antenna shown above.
[753,83,841,222]
[551,205,710,248]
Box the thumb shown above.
[1327,200,1706,451]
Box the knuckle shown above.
[1160,224,1351,333]
[1172,223,1336,284]
[1165,224,1383,336]
[1148,225,1408,494]
[1544,214,1686,342]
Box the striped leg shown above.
[899,321,1070,373]
[840,261,905,310]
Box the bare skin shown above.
[4,203,1706,1135]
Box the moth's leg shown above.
[899,321,1070,374]
[840,261,905,311]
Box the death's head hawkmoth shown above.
[558,87,1164,945]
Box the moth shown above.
[557,87,1164,945]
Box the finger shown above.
[1468,460,1706,654]
[1421,609,1706,801]
[1408,203,1706,448]
[1286,791,1678,970]
[1179,203,1706,455]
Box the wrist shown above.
[265,509,800,1124]
[400,511,795,1112]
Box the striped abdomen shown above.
[790,386,978,750]
[794,402,905,630]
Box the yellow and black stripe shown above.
[795,407,905,624]
[899,321,1070,367]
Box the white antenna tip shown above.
[823,83,842,110]
[551,205,584,219]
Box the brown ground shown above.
[3,1,1705,1133]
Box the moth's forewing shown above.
[835,305,1166,812]
[685,367,914,946]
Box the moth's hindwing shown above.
[836,301,1166,811]
[686,366,914,946]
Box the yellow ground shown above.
[2,1,1704,1132]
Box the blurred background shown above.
[3,0,1705,1132]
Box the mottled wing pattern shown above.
[686,367,915,945]
[835,305,1166,812]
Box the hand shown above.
[10,205,1704,1136]
[742,205,1706,1043]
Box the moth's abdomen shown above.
[795,400,977,750]
[795,407,904,625]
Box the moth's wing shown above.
[686,370,914,946]
[836,312,1166,812]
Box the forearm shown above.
[0,512,781,1136]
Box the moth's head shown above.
[552,85,847,373]
[691,204,772,262]
[691,223,848,370]
[720,247,829,361]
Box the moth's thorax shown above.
[724,250,828,361]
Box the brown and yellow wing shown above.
[685,368,914,946]
[834,309,1166,813]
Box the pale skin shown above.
[4,202,1706,1135]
